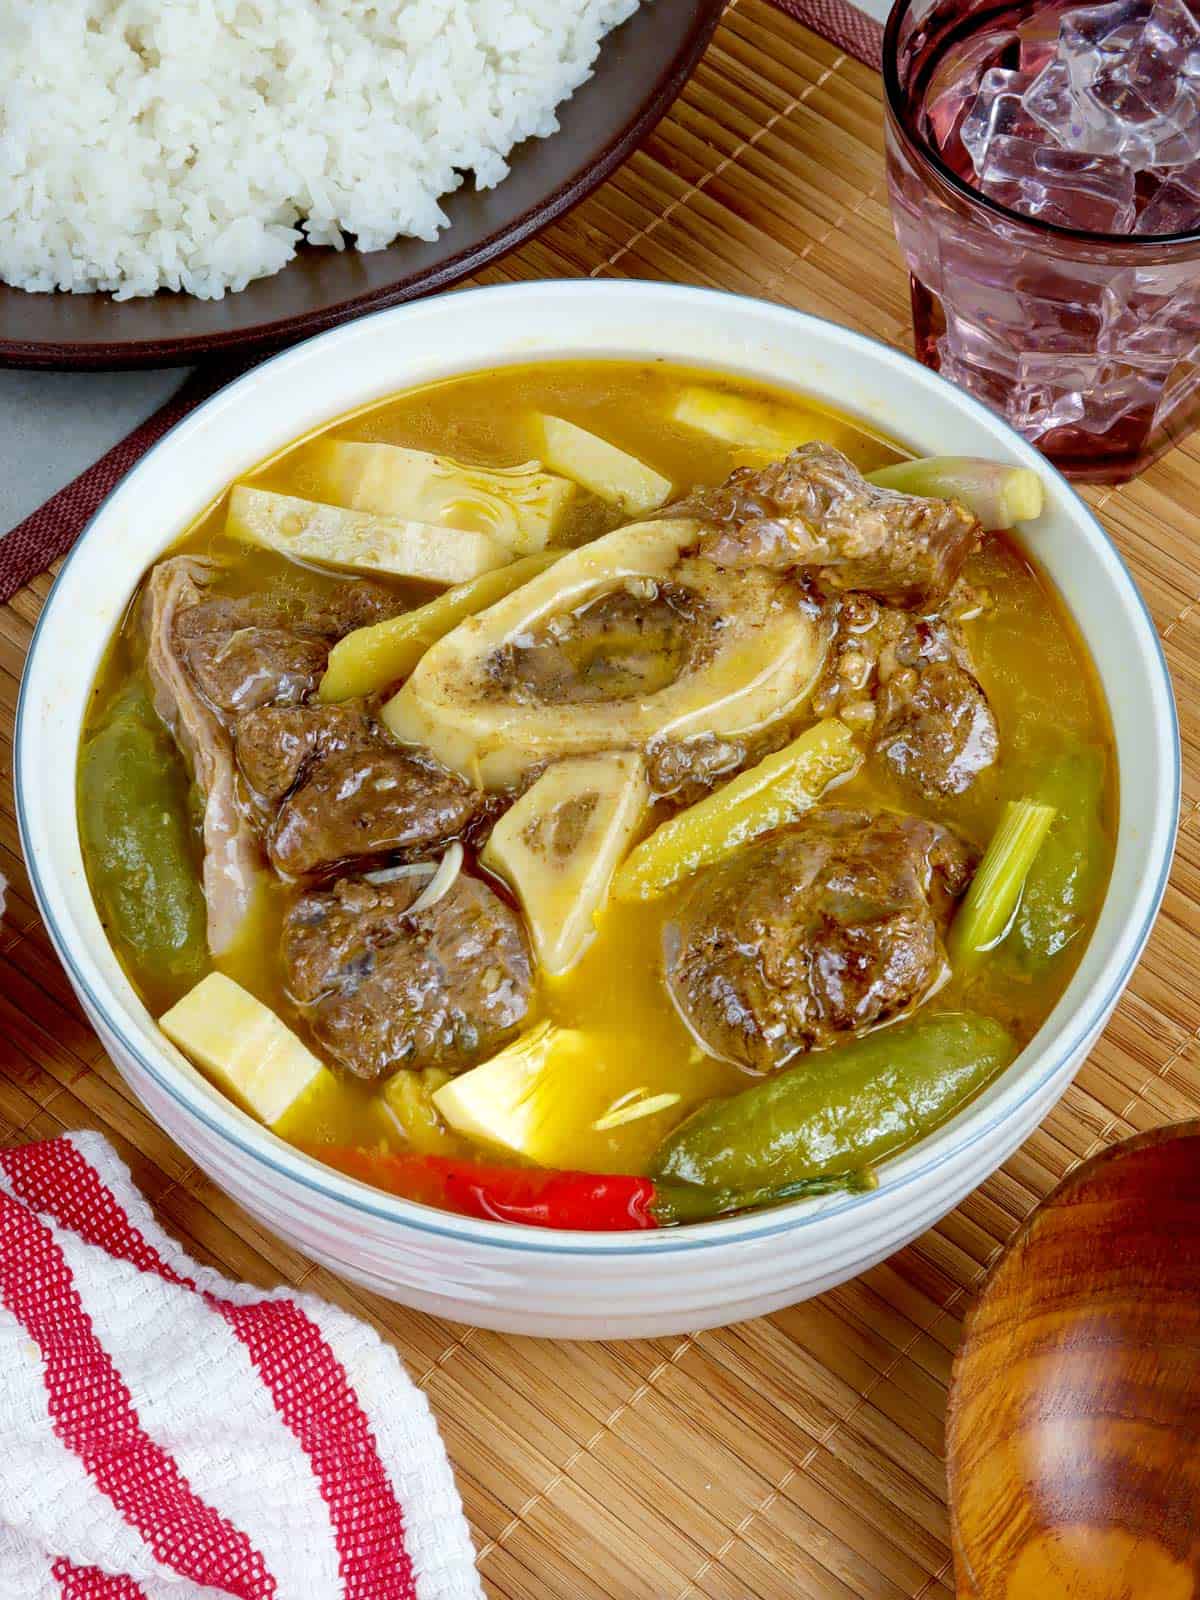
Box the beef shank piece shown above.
[270,742,482,878]
[233,700,485,878]
[235,702,379,808]
[175,579,397,714]
[284,872,532,1079]
[488,582,710,706]
[686,443,979,610]
[665,808,975,1071]
[812,591,999,798]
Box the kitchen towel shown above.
[0,1130,482,1600]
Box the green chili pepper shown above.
[1011,746,1109,969]
[79,679,207,985]
[653,1013,1016,1192]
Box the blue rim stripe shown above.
[14,282,1181,1257]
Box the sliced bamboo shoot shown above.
[383,1068,458,1155]
[432,1022,590,1162]
[303,440,574,553]
[672,387,846,453]
[536,415,671,515]
[160,972,330,1128]
[226,486,513,585]
[482,752,650,975]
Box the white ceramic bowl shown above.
[16,282,1179,1339]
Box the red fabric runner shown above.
[770,0,883,67]
[0,0,885,606]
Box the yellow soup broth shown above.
[79,360,1117,1199]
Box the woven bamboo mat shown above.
[2,3,1198,1595]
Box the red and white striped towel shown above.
[0,1132,483,1600]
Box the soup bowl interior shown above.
[14,282,1179,1337]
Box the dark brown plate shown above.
[0,0,724,370]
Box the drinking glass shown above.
[883,0,1200,482]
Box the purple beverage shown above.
[885,0,1200,480]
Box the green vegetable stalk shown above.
[613,718,858,902]
[653,1013,1016,1192]
[78,679,207,986]
[950,799,1057,968]
[867,458,1044,529]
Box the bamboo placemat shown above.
[2,3,1198,1594]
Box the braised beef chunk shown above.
[176,605,331,713]
[875,657,998,799]
[812,593,999,798]
[270,741,483,878]
[175,580,397,714]
[235,702,378,806]
[686,444,979,610]
[283,873,532,1079]
[646,733,747,802]
[231,695,485,879]
[666,809,974,1071]
[646,725,791,804]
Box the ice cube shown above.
[1060,1,1150,111]
[1054,0,1200,167]
[1143,0,1200,75]
[1143,93,1200,167]
[1023,58,1135,155]
[1090,73,1200,166]
[978,136,1138,231]
[1061,0,1152,58]
[1012,350,1089,436]
[962,68,1042,175]
[925,27,1021,151]
[1135,172,1200,230]
[1093,3,1199,116]
[1167,156,1200,195]
[1085,0,1200,119]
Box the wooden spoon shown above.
[946,1123,1200,1599]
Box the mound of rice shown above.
[0,0,641,300]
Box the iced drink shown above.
[885,0,1200,480]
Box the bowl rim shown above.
[15,279,1181,1256]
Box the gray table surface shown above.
[0,368,188,535]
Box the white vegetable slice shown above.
[226,485,513,584]
[405,840,464,917]
[535,414,672,516]
[592,1089,682,1131]
[303,440,575,554]
[363,862,438,886]
[432,1021,589,1162]
[671,387,847,453]
[382,517,830,789]
[481,753,649,976]
[159,971,329,1128]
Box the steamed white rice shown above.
[0,0,641,300]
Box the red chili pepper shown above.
[306,1146,868,1231]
